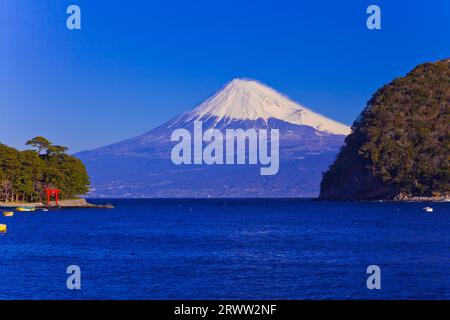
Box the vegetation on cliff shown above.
[0,137,89,202]
[320,58,450,200]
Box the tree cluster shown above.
[321,58,449,199]
[0,137,89,202]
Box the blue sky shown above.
[1,0,449,152]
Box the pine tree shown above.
[0,138,90,202]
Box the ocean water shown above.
[0,199,449,300]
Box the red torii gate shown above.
[45,188,61,206]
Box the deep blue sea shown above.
[0,199,449,300]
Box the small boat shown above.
[2,211,14,217]
[16,206,36,212]
[423,207,433,213]
[42,208,49,212]
[0,224,7,233]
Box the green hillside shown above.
[320,58,450,200]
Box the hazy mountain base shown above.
[80,120,346,198]
[83,146,341,198]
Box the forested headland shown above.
[320,58,450,200]
[0,137,89,203]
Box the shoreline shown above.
[392,194,450,203]
[2,196,448,206]
[0,198,113,209]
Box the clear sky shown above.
[1,0,449,152]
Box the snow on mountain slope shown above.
[170,78,351,135]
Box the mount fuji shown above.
[76,79,350,198]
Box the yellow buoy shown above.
[0,224,7,233]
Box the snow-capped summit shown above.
[174,78,350,135]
